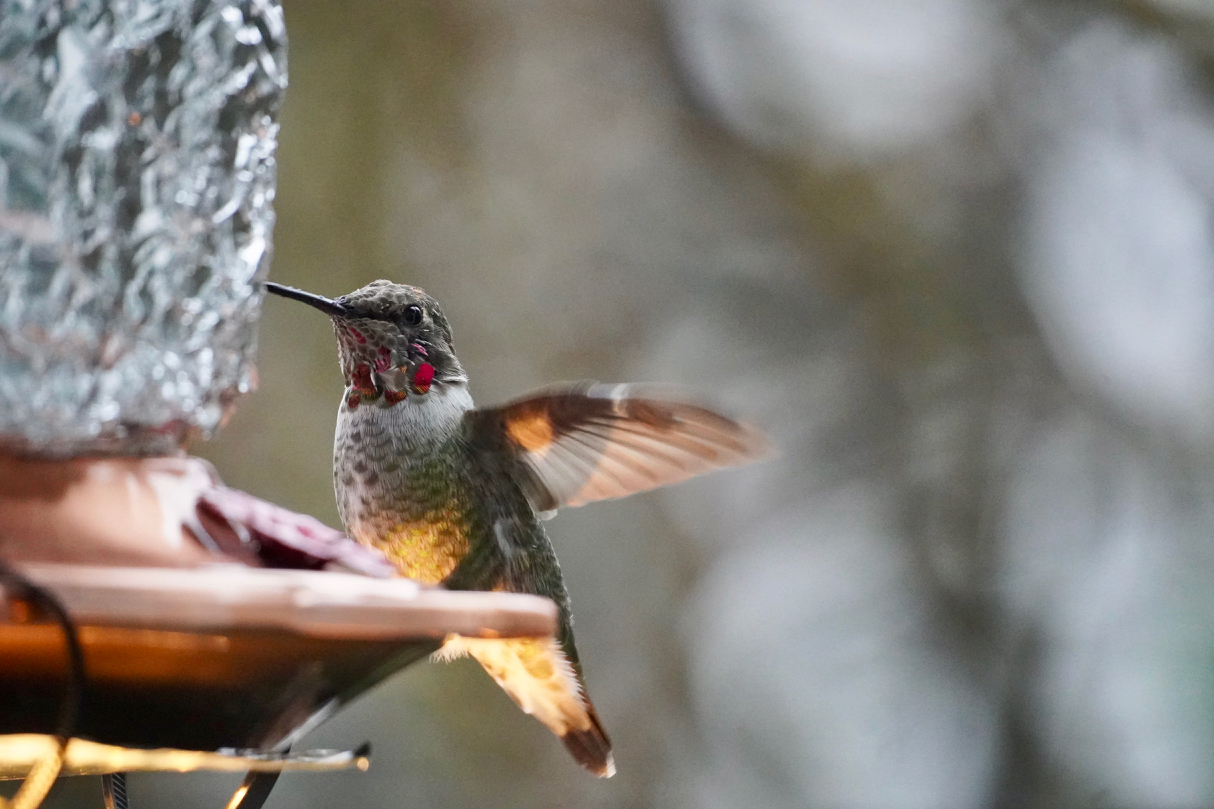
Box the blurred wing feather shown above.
[471,383,772,511]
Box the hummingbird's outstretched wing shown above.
[468,383,772,512]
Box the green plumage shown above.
[266,278,769,777]
[335,397,580,668]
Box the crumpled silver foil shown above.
[0,0,286,457]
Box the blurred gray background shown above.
[59,0,1214,807]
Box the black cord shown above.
[0,559,86,741]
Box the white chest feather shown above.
[336,383,473,450]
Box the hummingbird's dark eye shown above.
[402,305,423,327]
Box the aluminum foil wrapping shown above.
[0,0,286,456]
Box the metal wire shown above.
[222,771,281,809]
[101,772,128,809]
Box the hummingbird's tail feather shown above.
[560,702,615,778]
[440,635,616,777]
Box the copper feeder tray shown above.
[1,564,557,754]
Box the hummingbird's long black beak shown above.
[264,282,349,318]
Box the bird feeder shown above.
[0,3,558,807]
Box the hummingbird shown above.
[265,279,771,778]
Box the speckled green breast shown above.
[333,396,480,584]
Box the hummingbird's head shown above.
[266,280,466,399]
